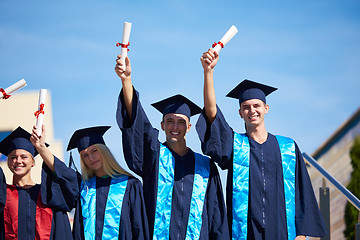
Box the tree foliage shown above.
[344,135,360,240]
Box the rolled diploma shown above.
[212,25,238,53]
[0,79,27,99]
[35,89,47,136]
[120,22,132,71]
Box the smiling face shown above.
[80,144,104,174]
[239,99,269,128]
[161,113,191,144]
[7,149,34,177]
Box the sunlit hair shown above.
[80,144,131,181]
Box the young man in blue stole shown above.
[115,55,229,240]
[196,49,327,240]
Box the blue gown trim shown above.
[275,135,296,240]
[232,132,250,240]
[80,175,128,240]
[186,152,210,240]
[153,144,210,240]
[153,144,175,240]
[232,133,296,240]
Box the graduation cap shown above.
[151,94,202,121]
[67,126,110,152]
[226,79,277,105]
[0,126,46,157]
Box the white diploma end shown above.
[0,79,27,100]
[35,89,48,136]
[119,22,132,71]
[212,25,238,54]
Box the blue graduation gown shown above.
[0,156,79,240]
[116,88,229,240]
[72,175,149,240]
[196,106,327,239]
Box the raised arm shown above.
[197,50,234,170]
[200,49,219,124]
[115,55,160,177]
[115,55,133,119]
[30,125,55,172]
[31,125,79,210]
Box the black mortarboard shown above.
[0,127,43,157]
[151,94,202,120]
[67,126,110,152]
[226,79,277,105]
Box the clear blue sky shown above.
[1,1,360,174]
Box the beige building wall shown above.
[0,90,63,184]
[308,108,360,240]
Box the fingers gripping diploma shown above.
[30,125,55,172]
[30,125,46,150]
[201,49,219,71]
[115,55,132,80]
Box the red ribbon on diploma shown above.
[116,42,130,51]
[0,88,11,99]
[34,104,45,118]
[212,41,224,49]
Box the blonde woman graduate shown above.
[68,126,149,240]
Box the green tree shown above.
[344,135,360,240]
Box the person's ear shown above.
[187,122,192,133]
[265,104,269,114]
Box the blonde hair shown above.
[80,144,131,181]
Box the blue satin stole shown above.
[153,144,210,240]
[80,175,128,240]
[232,133,296,240]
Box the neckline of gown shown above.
[246,132,272,146]
[163,142,194,159]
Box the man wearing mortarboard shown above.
[114,55,229,239]
[197,49,327,240]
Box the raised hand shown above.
[200,49,219,71]
[30,125,55,171]
[115,55,132,81]
[30,125,46,150]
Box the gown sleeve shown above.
[72,172,84,240]
[127,178,150,240]
[294,143,327,237]
[116,86,160,178]
[0,167,6,212]
[205,162,230,239]
[41,156,79,211]
[195,105,234,170]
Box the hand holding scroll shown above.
[201,49,219,71]
[115,55,132,81]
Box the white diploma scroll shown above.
[0,79,27,100]
[35,89,47,136]
[119,22,132,71]
[212,25,238,54]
